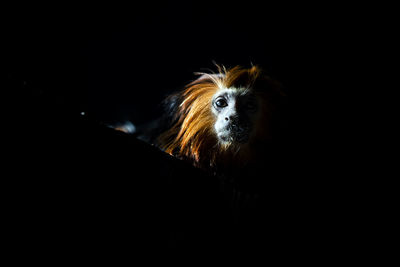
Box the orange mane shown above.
[157,65,283,170]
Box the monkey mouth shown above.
[219,132,250,144]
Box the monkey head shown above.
[157,65,284,170]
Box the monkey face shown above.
[212,88,259,145]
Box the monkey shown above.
[112,65,289,231]
[155,65,287,185]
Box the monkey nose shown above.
[226,115,239,121]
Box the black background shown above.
[4,2,383,262]
[7,2,341,124]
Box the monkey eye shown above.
[215,98,228,108]
[246,101,257,111]
[245,99,258,111]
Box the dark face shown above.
[212,88,259,145]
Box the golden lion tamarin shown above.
[156,65,286,177]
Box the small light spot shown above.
[80,112,85,116]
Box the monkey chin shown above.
[217,133,251,150]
